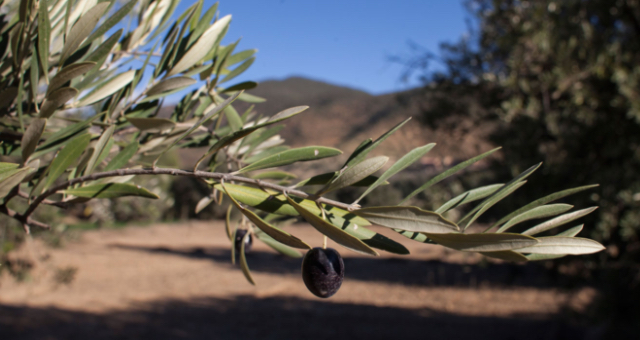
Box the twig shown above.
[16,191,68,208]
[20,168,359,221]
[0,206,50,230]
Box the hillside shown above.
[242,77,496,164]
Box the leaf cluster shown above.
[0,0,604,286]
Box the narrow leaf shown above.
[514,237,604,255]
[496,204,574,233]
[47,62,96,96]
[220,57,255,84]
[521,207,598,236]
[237,146,342,173]
[557,224,583,237]
[39,87,79,118]
[186,2,218,48]
[230,228,236,264]
[85,29,122,65]
[0,168,32,199]
[85,125,115,175]
[357,143,435,202]
[423,232,539,252]
[168,14,231,77]
[296,172,384,188]
[459,163,542,226]
[62,183,159,199]
[159,91,242,166]
[225,49,257,67]
[524,225,584,261]
[345,118,411,168]
[225,205,234,240]
[400,147,501,204]
[243,146,289,164]
[435,184,504,214]
[194,106,308,168]
[76,70,135,107]
[0,163,19,173]
[239,231,255,285]
[489,184,600,230]
[463,181,527,229]
[250,171,297,180]
[236,92,266,103]
[321,156,388,194]
[220,81,258,92]
[21,118,47,162]
[353,206,460,234]
[60,2,109,63]
[43,133,91,191]
[146,77,196,96]
[83,0,136,49]
[223,103,243,131]
[36,113,104,152]
[284,194,378,256]
[104,141,139,172]
[255,231,302,258]
[195,196,213,214]
[38,0,51,84]
[127,118,176,133]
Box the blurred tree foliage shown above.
[405,0,640,267]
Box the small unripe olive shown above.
[234,229,253,253]
[301,247,344,298]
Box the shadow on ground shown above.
[0,295,598,340]
[111,244,570,288]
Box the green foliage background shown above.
[407,0,640,263]
[399,0,640,321]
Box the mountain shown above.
[242,76,496,163]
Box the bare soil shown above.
[0,222,602,339]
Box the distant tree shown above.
[0,0,604,296]
[402,0,640,266]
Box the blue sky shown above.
[189,1,468,94]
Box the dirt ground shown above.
[0,221,604,339]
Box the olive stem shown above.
[317,202,328,249]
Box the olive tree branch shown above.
[20,168,359,223]
[0,206,51,231]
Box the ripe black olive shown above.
[301,247,344,298]
[234,229,253,253]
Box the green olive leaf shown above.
[255,230,302,258]
[40,87,79,118]
[353,206,460,234]
[47,62,96,96]
[237,146,342,173]
[357,143,435,202]
[514,236,605,255]
[43,133,92,192]
[435,184,504,214]
[284,194,378,256]
[400,147,502,205]
[496,204,574,233]
[21,118,47,162]
[423,232,539,252]
[62,183,159,199]
[239,230,255,285]
[521,207,598,236]
[320,156,388,194]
